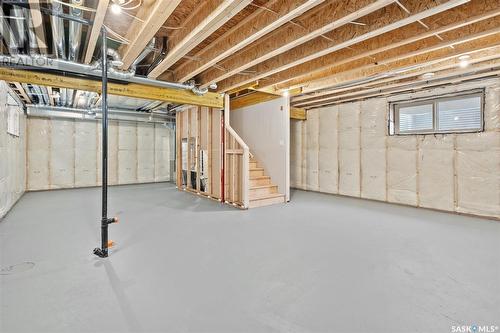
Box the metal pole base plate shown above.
[93,248,108,258]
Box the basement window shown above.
[389,91,484,135]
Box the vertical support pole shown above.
[101,26,109,256]
[93,27,116,258]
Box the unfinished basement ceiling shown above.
[0,0,499,111]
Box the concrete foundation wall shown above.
[0,82,26,218]
[27,117,174,191]
[291,80,500,219]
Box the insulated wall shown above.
[0,83,26,218]
[27,117,174,191]
[291,80,500,219]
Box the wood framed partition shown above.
[176,105,222,200]
[175,96,251,208]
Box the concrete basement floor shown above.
[1,183,499,333]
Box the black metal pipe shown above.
[94,27,113,258]
[101,26,108,256]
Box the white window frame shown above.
[389,90,484,135]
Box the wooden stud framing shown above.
[83,0,109,64]
[196,106,201,192]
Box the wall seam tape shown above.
[48,120,52,188]
[359,104,362,198]
[453,134,458,212]
[336,109,340,194]
[416,135,420,208]
[72,119,76,187]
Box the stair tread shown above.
[250,167,264,171]
[250,175,270,180]
[250,184,277,190]
[250,193,284,201]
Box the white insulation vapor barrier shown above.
[27,117,174,191]
[0,82,26,218]
[291,79,500,219]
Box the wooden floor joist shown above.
[294,51,500,107]
[197,0,395,89]
[215,0,471,92]
[119,0,182,70]
[229,91,281,110]
[0,67,224,108]
[83,0,109,64]
[290,107,306,120]
[172,0,326,82]
[303,68,500,108]
[148,0,253,79]
[28,0,48,54]
[299,33,500,94]
[261,2,500,91]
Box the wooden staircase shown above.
[249,157,285,208]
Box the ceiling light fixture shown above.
[421,72,435,79]
[110,3,122,14]
[458,54,470,68]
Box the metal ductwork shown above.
[50,1,66,59]
[26,104,175,123]
[11,6,27,50]
[0,8,20,55]
[68,0,83,62]
[132,38,156,70]
[0,54,197,91]
[50,1,69,106]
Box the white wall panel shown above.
[318,107,338,194]
[290,119,303,188]
[360,99,386,201]
[387,136,417,206]
[338,102,360,197]
[456,132,500,218]
[137,123,155,183]
[75,121,97,187]
[418,135,454,211]
[49,119,75,188]
[154,124,171,182]
[306,109,319,191]
[0,82,26,218]
[27,118,173,191]
[293,80,499,218]
[27,118,50,190]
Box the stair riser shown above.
[250,186,278,199]
[250,169,264,177]
[250,178,271,187]
[249,195,285,208]
[249,161,258,169]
